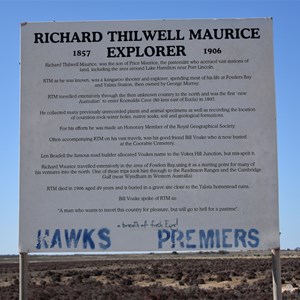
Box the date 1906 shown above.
[204,48,222,54]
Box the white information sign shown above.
[20,18,279,253]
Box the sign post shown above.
[19,252,28,300]
[20,17,280,297]
[272,248,282,300]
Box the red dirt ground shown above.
[0,251,299,299]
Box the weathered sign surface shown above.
[20,18,279,252]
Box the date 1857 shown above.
[73,50,91,57]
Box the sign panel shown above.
[20,18,279,253]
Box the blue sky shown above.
[0,0,299,254]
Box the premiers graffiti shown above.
[36,227,259,250]
[33,27,260,58]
